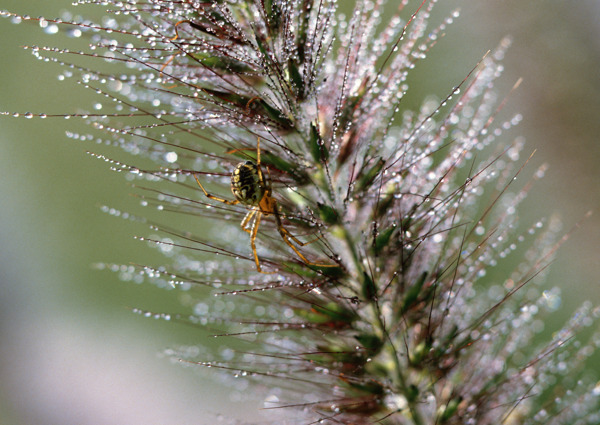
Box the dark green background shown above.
[1,1,598,424]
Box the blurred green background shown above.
[0,1,598,424]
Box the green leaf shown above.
[401,271,427,312]
[287,59,305,99]
[263,0,282,33]
[254,98,294,129]
[296,0,312,63]
[190,52,254,74]
[280,261,320,278]
[309,122,329,163]
[361,272,377,301]
[373,226,395,255]
[201,88,248,108]
[409,340,431,366]
[317,202,340,225]
[344,379,385,397]
[201,89,293,130]
[311,302,357,324]
[374,190,396,219]
[254,31,268,57]
[355,158,385,193]
[280,261,343,278]
[355,333,383,354]
[406,384,419,403]
[439,397,462,422]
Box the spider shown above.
[194,139,337,273]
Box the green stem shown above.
[339,217,424,425]
[309,133,424,424]
[372,307,425,425]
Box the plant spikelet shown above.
[2,1,599,424]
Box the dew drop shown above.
[44,24,59,35]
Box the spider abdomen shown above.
[231,161,265,206]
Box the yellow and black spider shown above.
[195,139,337,273]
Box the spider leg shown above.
[277,223,323,247]
[195,174,239,205]
[240,208,256,234]
[256,137,261,166]
[276,225,338,268]
[228,138,262,166]
[249,210,274,274]
[271,210,337,268]
[171,20,192,41]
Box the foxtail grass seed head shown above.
[3,1,600,424]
